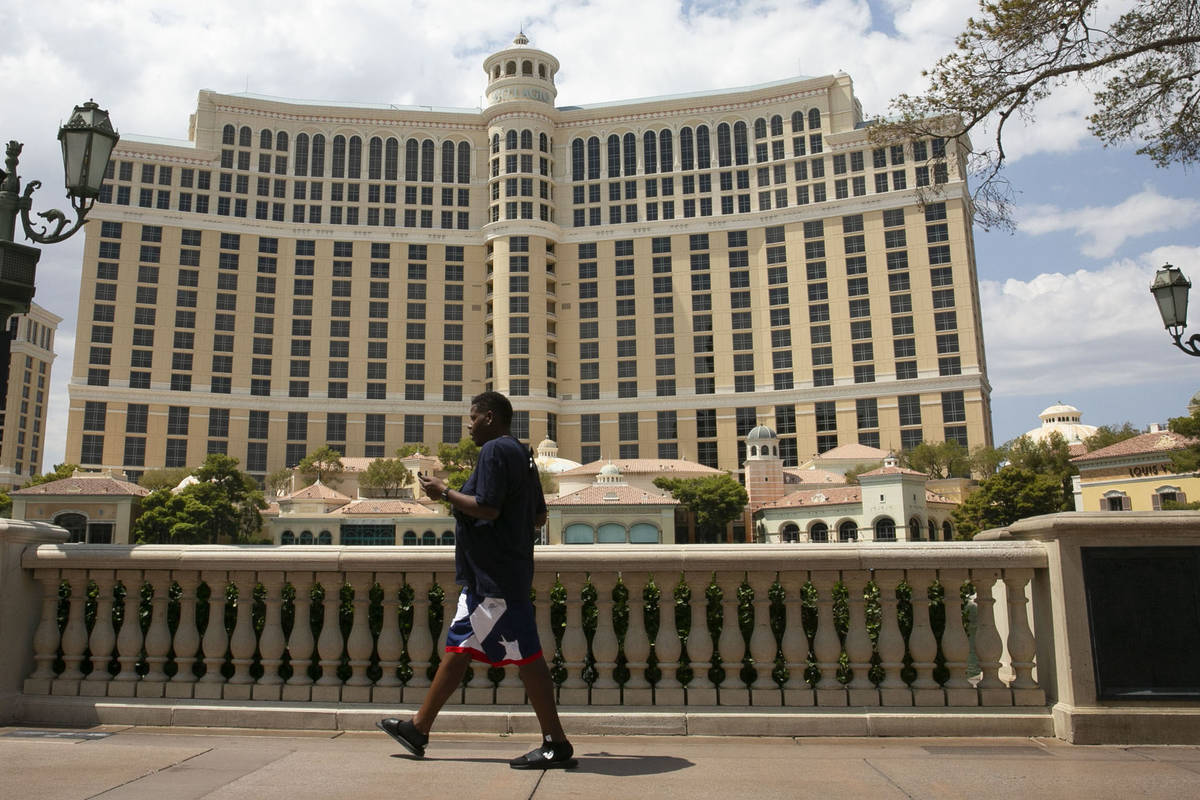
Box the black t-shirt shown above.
[454,435,546,599]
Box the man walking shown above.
[378,391,575,769]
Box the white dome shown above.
[746,424,778,442]
[1026,401,1096,445]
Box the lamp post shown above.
[1150,264,1200,358]
[0,100,119,326]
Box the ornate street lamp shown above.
[0,100,119,324]
[1150,264,1200,357]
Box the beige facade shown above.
[1071,430,1200,512]
[10,470,148,543]
[0,303,60,490]
[65,35,991,484]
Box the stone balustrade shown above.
[14,541,1047,711]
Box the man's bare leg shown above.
[518,655,566,742]
[412,650,471,735]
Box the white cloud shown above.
[1017,187,1200,258]
[980,246,1200,398]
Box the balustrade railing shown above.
[17,542,1048,709]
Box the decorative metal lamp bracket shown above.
[5,142,91,245]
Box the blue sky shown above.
[3,0,1195,466]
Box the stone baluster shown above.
[227,571,259,695]
[716,571,743,705]
[197,571,229,696]
[938,569,976,706]
[112,571,145,689]
[1003,568,1044,706]
[748,570,779,707]
[971,567,1010,706]
[875,570,910,705]
[685,570,717,706]
[906,569,941,706]
[811,570,844,706]
[374,573,403,703]
[167,574,201,696]
[27,569,61,688]
[843,572,876,705]
[255,572,286,698]
[283,575,315,702]
[314,572,346,700]
[344,572,375,699]
[778,572,809,706]
[81,571,116,695]
[590,573,620,704]
[404,572,434,700]
[620,571,651,705]
[139,570,172,694]
[558,571,589,704]
[652,575,683,705]
[57,570,89,684]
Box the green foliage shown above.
[969,445,1007,478]
[901,440,971,478]
[426,581,445,681]
[0,488,10,517]
[437,438,480,491]
[876,0,1200,229]
[395,444,431,457]
[1004,432,1075,511]
[265,467,293,497]
[549,576,567,687]
[843,462,883,484]
[768,577,789,687]
[538,469,558,496]
[359,458,412,497]
[643,576,662,687]
[132,454,266,544]
[736,577,757,687]
[580,575,599,686]
[611,577,631,687]
[704,575,725,687]
[952,466,1065,538]
[297,446,344,483]
[137,467,192,491]
[1169,408,1200,472]
[1083,423,1141,452]
[652,474,748,542]
[673,575,693,687]
[25,463,80,488]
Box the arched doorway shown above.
[809,522,829,543]
[875,517,896,541]
[781,523,800,543]
[838,521,858,542]
[54,513,88,543]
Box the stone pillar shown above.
[906,569,942,706]
[811,571,845,707]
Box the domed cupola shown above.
[745,424,780,459]
[482,32,560,109]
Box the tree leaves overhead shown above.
[876,0,1200,228]
[952,466,1065,538]
[653,475,748,543]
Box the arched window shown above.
[310,134,326,176]
[405,140,419,181]
[679,127,694,170]
[458,141,471,182]
[571,139,585,181]
[520,129,533,150]
[809,522,829,543]
[643,131,657,174]
[539,132,549,153]
[607,134,621,177]
[733,121,748,165]
[716,123,732,167]
[276,131,289,151]
[808,108,821,130]
[928,519,938,541]
[538,63,547,78]
[348,136,362,178]
[943,521,954,541]
[781,522,800,543]
[659,129,673,172]
[839,521,858,542]
[629,523,659,544]
[54,513,87,543]
[586,136,600,180]
[421,531,437,545]
[294,133,309,176]
[440,531,455,545]
[753,118,767,139]
[909,517,921,541]
[505,60,516,76]
[299,531,314,545]
[770,115,783,136]
[441,141,455,183]
[421,140,435,181]
[791,110,804,132]
[368,137,383,180]
[623,132,637,176]
[385,138,399,180]
[597,523,626,543]
[493,66,501,79]
[875,517,896,541]
[331,135,346,178]
[564,524,594,544]
[522,60,533,75]
[222,124,236,145]
[318,531,332,545]
[696,125,711,168]
[492,133,501,154]
[260,129,273,150]
[506,130,518,150]
[239,126,252,147]
[403,531,417,546]
[281,531,295,545]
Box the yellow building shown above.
[0,303,61,489]
[65,34,991,484]
[10,470,148,543]
[1072,430,1198,511]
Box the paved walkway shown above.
[3,724,1200,799]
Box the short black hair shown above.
[470,390,513,427]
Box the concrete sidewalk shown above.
[3,725,1200,800]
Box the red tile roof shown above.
[559,458,721,477]
[1071,431,1195,464]
[549,485,679,506]
[338,498,440,515]
[13,475,150,497]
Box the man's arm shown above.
[418,474,500,521]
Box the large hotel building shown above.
[65,35,992,483]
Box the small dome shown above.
[1039,402,1080,421]
[746,424,778,442]
[537,438,556,452]
[599,462,621,476]
[513,31,529,45]
[1026,401,1096,445]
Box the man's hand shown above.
[418,473,447,501]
